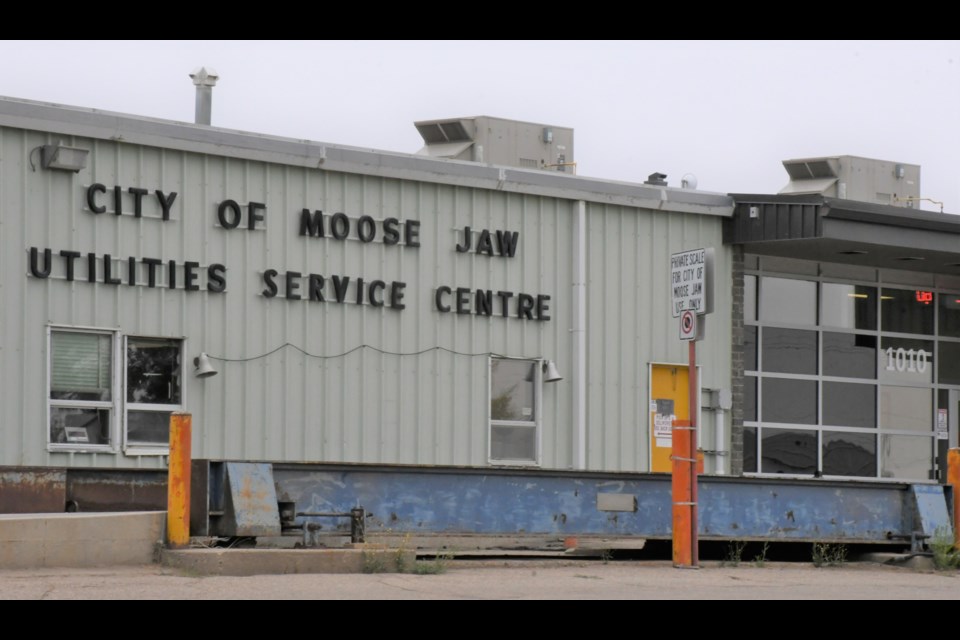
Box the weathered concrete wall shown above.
[0,511,165,569]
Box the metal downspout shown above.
[573,200,587,470]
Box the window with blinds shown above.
[50,332,112,401]
[49,329,115,447]
[47,328,181,452]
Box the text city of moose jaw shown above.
[27,183,552,322]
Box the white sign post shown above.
[670,248,714,318]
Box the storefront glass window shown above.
[759,277,817,326]
[938,342,960,385]
[761,328,817,375]
[761,428,817,475]
[822,431,876,477]
[822,284,877,330]
[823,382,875,428]
[938,295,960,338]
[744,275,757,322]
[881,288,934,335]
[822,333,876,379]
[744,376,757,423]
[881,435,933,479]
[743,427,757,473]
[742,255,957,481]
[880,386,932,433]
[761,379,817,425]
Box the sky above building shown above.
[2,40,957,211]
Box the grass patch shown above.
[811,542,847,567]
[929,527,960,571]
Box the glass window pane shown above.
[881,435,933,480]
[880,386,932,432]
[490,425,536,461]
[761,428,817,475]
[938,342,960,385]
[761,328,817,374]
[490,359,536,422]
[762,379,817,424]
[744,275,757,322]
[126,411,171,445]
[744,326,757,372]
[822,431,876,477]
[821,284,877,330]
[759,277,817,325]
[879,338,934,384]
[50,407,110,445]
[50,332,112,401]
[822,333,876,379]
[127,338,181,404]
[744,376,757,422]
[823,382,876,428]
[743,427,757,473]
[880,288,934,335]
[938,294,960,338]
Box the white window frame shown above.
[488,357,542,467]
[47,326,121,453]
[47,325,183,456]
[122,335,184,455]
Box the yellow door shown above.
[650,364,690,473]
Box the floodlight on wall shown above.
[40,144,89,172]
[543,360,563,383]
[194,353,218,378]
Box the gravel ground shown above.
[1,560,957,599]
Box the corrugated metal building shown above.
[2,95,956,548]
[0,96,733,486]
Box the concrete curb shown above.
[162,547,417,576]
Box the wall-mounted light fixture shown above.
[194,353,218,378]
[543,360,563,383]
[41,143,89,172]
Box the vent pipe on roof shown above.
[190,67,219,125]
[644,172,668,187]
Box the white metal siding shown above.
[1,123,730,473]
[1,126,581,469]
[584,203,730,472]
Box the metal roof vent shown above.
[190,67,219,126]
[779,156,921,207]
[644,172,668,186]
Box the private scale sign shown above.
[670,248,714,318]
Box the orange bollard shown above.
[167,413,192,548]
[949,449,960,551]
[672,419,694,568]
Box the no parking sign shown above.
[679,309,697,341]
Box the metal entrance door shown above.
[650,364,690,473]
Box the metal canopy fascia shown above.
[728,194,960,272]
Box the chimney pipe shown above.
[190,67,219,125]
